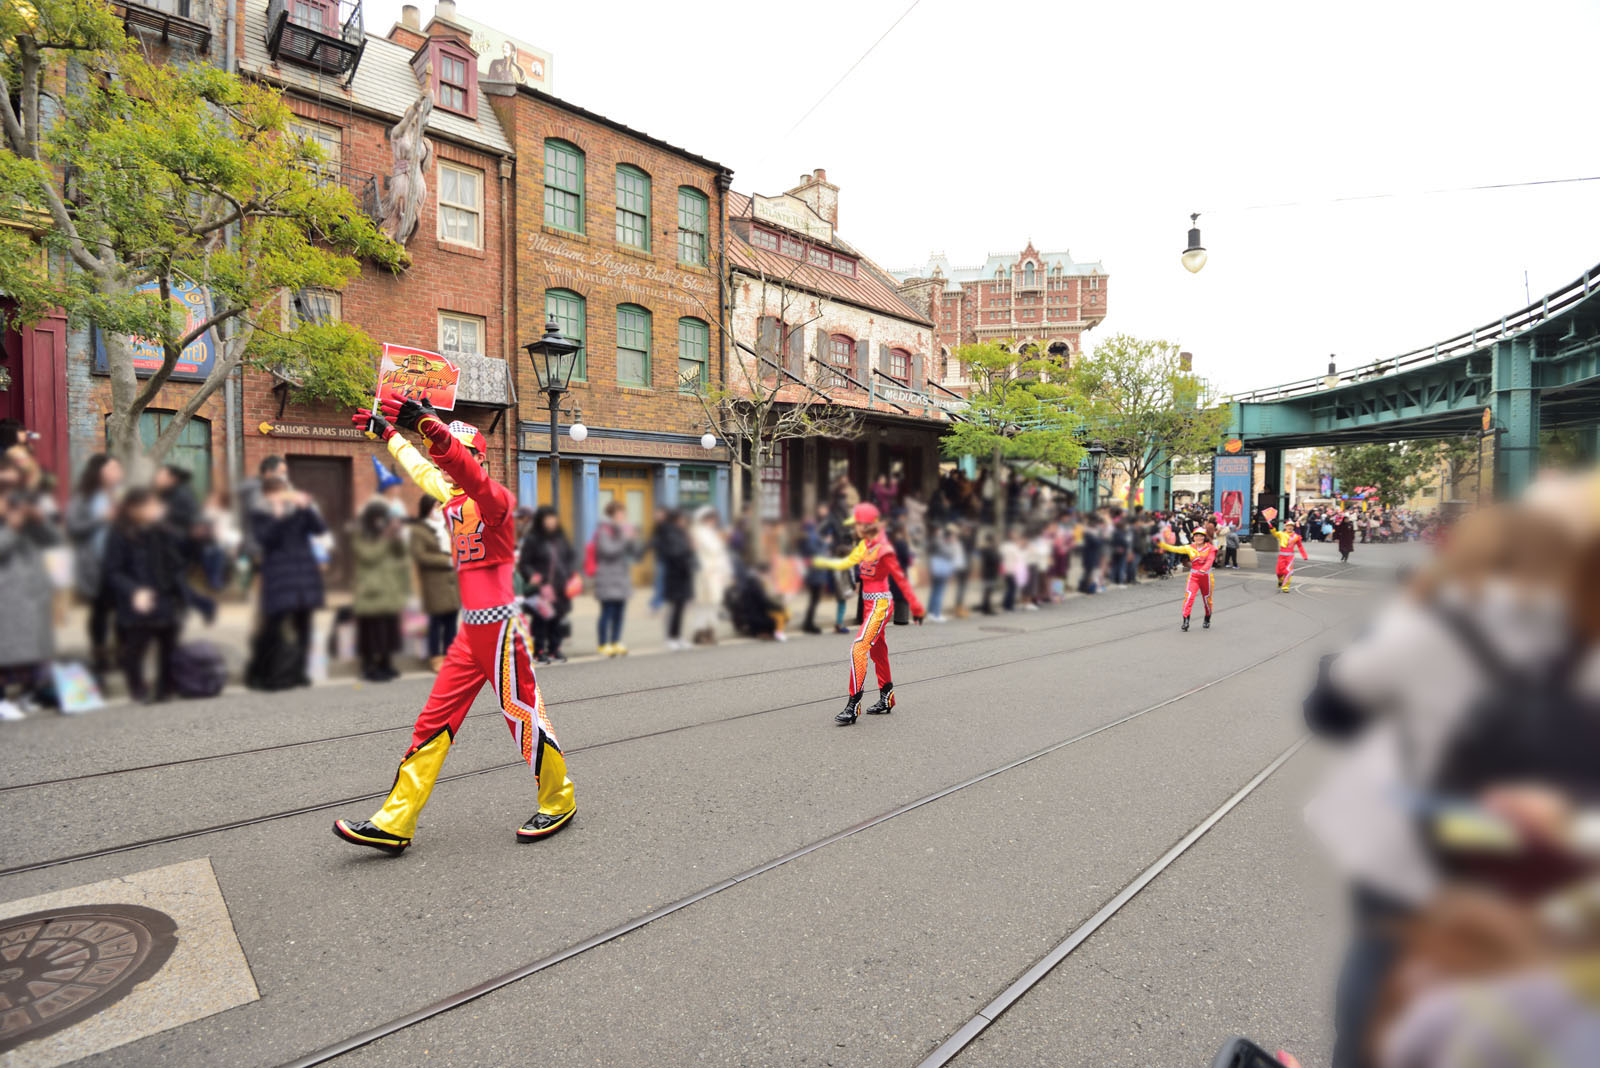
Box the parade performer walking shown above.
[810,503,923,725]
[1274,519,1309,592]
[333,391,575,854]
[1158,527,1216,631]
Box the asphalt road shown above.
[0,561,1388,1068]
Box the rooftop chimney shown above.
[1179,351,1193,371]
[786,167,840,231]
[401,4,420,28]
[435,0,458,21]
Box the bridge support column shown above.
[1259,447,1286,523]
[1491,337,1539,498]
[1143,452,1170,512]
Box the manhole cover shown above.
[0,904,177,1052]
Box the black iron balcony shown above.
[265,0,365,82]
[120,0,212,50]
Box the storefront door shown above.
[286,455,353,589]
[596,464,654,586]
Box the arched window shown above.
[828,333,854,388]
[615,164,650,250]
[889,348,910,381]
[677,186,708,266]
[544,288,586,380]
[543,139,584,233]
[677,316,709,392]
[617,304,651,386]
[1024,262,1035,287]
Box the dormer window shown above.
[414,38,477,118]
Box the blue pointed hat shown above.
[371,455,403,492]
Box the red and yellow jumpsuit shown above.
[1274,528,1308,590]
[1159,540,1217,619]
[815,534,924,698]
[341,419,574,847]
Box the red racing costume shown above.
[1274,528,1309,591]
[1159,539,1216,626]
[334,401,575,853]
[814,509,923,723]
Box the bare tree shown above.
[668,249,862,550]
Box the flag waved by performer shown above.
[1274,519,1309,592]
[333,390,576,855]
[809,503,923,726]
[1158,527,1216,631]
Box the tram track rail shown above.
[0,579,1285,879]
[0,577,1270,796]
[274,597,1341,1068]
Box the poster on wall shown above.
[377,344,460,411]
[92,278,216,382]
[1212,452,1254,531]
[451,12,553,90]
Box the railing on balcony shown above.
[265,0,366,82]
[120,0,212,50]
[300,161,381,220]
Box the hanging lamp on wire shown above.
[1181,213,1207,274]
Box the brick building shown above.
[726,170,955,517]
[487,85,733,552]
[890,242,1110,390]
[232,0,518,582]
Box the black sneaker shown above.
[1181,617,1190,631]
[1203,616,1211,629]
[333,819,410,855]
[835,692,863,726]
[865,685,895,715]
[516,809,575,842]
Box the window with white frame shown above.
[438,161,483,248]
[287,117,341,188]
[438,312,485,357]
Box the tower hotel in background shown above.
[892,242,1109,389]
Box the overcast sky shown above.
[366,0,1600,395]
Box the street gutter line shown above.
[915,736,1309,1068]
[277,631,1323,1068]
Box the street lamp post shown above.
[523,320,582,520]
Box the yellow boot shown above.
[333,728,453,854]
[515,736,576,841]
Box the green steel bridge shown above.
[1148,259,1600,508]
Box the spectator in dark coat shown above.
[800,505,833,635]
[649,509,696,650]
[246,477,325,690]
[102,488,188,703]
[518,506,576,663]
[1335,514,1356,563]
[64,453,122,677]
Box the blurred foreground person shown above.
[650,509,695,650]
[0,477,58,719]
[517,506,574,664]
[350,499,410,682]
[65,453,122,677]
[809,503,922,726]
[335,394,575,853]
[103,488,187,703]
[591,500,638,657]
[410,496,460,672]
[690,506,731,645]
[1303,502,1600,1068]
[245,476,324,691]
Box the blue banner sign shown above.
[93,279,216,383]
[1212,453,1254,531]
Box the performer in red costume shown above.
[333,391,575,854]
[810,502,923,725]
[1274,520,1309,592]
[1158,527,1216,631]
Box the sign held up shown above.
[378,344,460,411]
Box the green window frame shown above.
[677,316,709,392]
[543,139,584,233]
[677,186,708,266]
[544,288,586,381]
[617,304,651,386]
[615,165,650,250]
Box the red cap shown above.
[852,502,880,526]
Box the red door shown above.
[0,303,69,503]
